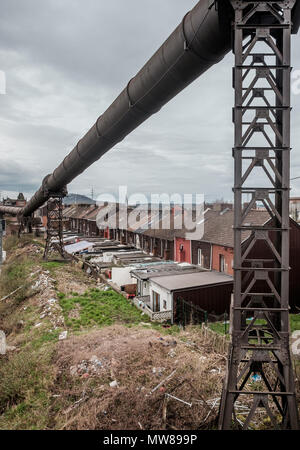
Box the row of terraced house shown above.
[47,201,300,312]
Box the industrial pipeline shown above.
[1,0,299,217]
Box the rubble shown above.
[59,331,68,341]
[51,325,238,429]
[30,271,65,329]
[69,355,108,377]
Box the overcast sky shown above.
[1,0,300,204]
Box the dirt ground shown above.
[1,238,299,430]
[53,325,227,430]
[54,264,94,296]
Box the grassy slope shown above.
[0,236,299,429]
[0,236,180,429]
[58,289,151,330]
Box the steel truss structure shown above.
[219,1,299,429]
[43,190,67,260]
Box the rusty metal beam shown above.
[219,0,299,430]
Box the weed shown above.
[290,314,300,333]
[31,330,62,350]
[42,261,66,271]
[0,347,55,429]
[0,256,34,302]
[3,235,19,252]
[209,314,300,335]
[59,289,150,330]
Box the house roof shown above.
[142,207,185,240]
[197,209,270,248]
[131,263,203,280]
[64,240,95,254]
[150,271,233,291]
[63,204,108,220]
[85,205,105,221]
[63,205,86,219]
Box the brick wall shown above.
[174,237,191,264]
[212,244,234,276]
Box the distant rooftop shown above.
[63,193,96,205]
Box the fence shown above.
[199,323,229,354]
[175,296,229,333]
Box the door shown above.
[152,291,160,312]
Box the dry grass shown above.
[1,236,300,430]
[0,236,227,430]
[0,346,56,430]
[52,325,226,430]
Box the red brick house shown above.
[174,209,269,270]
[174,208,300,310]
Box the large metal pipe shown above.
[293,0,300,32]
[0,206,21,216]
[20,0,300,217]
[22,0,233,216]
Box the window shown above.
[198,249,202,266]
[219,254,225,272]
[163,300,167,310]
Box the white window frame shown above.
[219,254,225,272]
[198,248,202,266]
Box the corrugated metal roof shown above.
[131,263,202,280]
[64,240,95,254]
[151,271,233,291]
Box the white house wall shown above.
[111,267,137,288]
[149,280,172,311]
[141,280,150,296]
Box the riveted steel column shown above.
[219,1,299,430]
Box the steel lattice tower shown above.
[219,1,299,430]
[43,191,67,260]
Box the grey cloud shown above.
[0,0,300,203]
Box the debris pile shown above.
[32,270,65,329]
[53,325,228,430]
[69,355,108,377]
